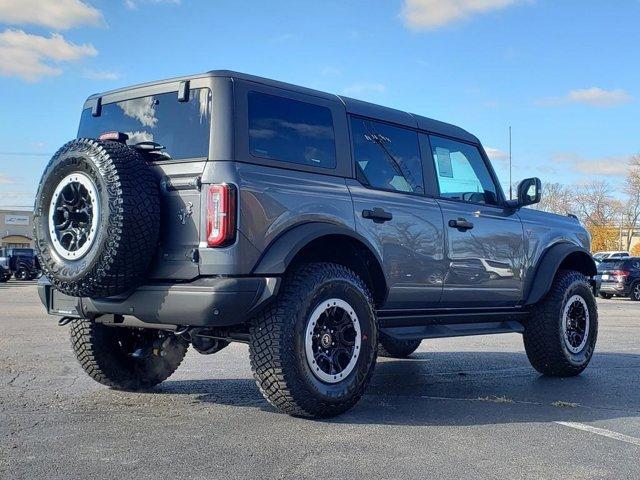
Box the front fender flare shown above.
[524,242,596,306]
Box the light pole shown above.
[509,126,512,200]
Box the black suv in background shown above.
[0,248,41,281]
[596,257,640,300]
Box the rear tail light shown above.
[206,184,236,247]
[612,270,630,281]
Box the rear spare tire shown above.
[34,139,160,298]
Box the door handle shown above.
[362,208,393,224]
[449,217,474,231]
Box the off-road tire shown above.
[524,270,598,377]
[598,292,613,299]
[34,139,160,298]
[378,333,421,358]
[249,262,378,418]
[70,319,188,390]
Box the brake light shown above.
[612,270,630,281]
[206,184,236,247]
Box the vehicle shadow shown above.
[158,350,640,426]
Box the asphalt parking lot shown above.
[1,280,639,480]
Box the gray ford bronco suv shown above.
[34,70,597,418]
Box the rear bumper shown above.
[597,281,628,295]
[38,276,280,327]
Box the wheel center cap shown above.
[320,333,333,348]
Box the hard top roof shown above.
[87,69,479,143]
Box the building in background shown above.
[1,208,34,248]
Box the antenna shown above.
[509,126,512,200]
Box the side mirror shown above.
[506,177,541,209]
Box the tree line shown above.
[531,155,640,253]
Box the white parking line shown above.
[556,421,640,447]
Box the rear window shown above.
[248,91,336,169]
[78,88,212,160]
[598,259,625,271]
[7,248,33,256]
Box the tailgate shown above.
[147,161,205,280]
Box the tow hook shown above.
[57,316,74,327]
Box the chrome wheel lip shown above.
[304,298,361,384]
[562,294,590,354]
[48,172,100,261]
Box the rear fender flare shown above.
[252,221,388,291]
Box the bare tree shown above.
[572,180,622,251]
[574,180,621,227]
[533,182,575,215]
[622,155,640,250]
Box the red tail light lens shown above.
[206,184,236,247]
[612,270,630,280]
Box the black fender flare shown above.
[252,221,388,294]
[524,242,597,306]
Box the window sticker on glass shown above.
[436,147,453,178]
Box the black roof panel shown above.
[87,69,479,144]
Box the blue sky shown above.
[1,0,639,207]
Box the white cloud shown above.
[83,69,120,80]
[125,0,180,9]
[118,97,158,127]
[0,0,103,30]
[538,87,633,108]
[0,173,16,185]
[342,83,387,96]
[0,190,34,207]
[0,29,97,82]
[567,87,633,107]
[125,131,154,144]
[400,0,525,30]
[555,153,630,177]
[485,147,509,162]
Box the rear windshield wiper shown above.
[132,141,172,159]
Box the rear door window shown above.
[78,88,212,160]
[248,91,336,169]
[350,117,424,194]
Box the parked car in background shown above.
[0,248,41,281]
[0,254,11,282]
[596,257,640,300]
[593,251,630,262]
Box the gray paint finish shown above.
[66,69,595,328]
[347,179,446,309]
[234,163,355,253]
[438,199,525,307]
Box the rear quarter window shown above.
[248,91,337,169]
